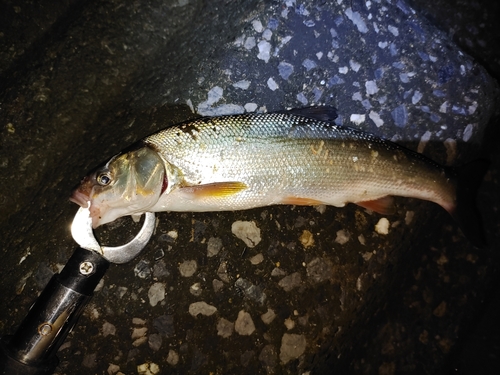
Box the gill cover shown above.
[89,145,165,227]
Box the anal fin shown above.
[280,196,325,206]
[355,196,396,215]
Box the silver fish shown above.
[70,108,486,246]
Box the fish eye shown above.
[96,172,112,186]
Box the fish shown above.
[70,107,487,247]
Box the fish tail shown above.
[448,159,489,248]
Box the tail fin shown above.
[449,159,489,248]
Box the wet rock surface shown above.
[1,1,500,374]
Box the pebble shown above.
[131,327,148,340]
[231,221,261,247]
[148,282,165,307]
[166,350,179,366]
[306,257,332,284]
[134,260,151,279]
[188,301,217,317]
[217,317,234,338]
[137,362,160,375]
[259,345,278,371]
[375,218,390,235]
[148,333,162,351]
[153,315,174,337]
[102,322,116,337]
[179,260,197,277]
[257,40,271,62]
[279,333,307,364]
[235,310,256,336]
[278,272,302,292]
[234,278,266,304]
[267,77,279,91]
[132,317,146,325]
[107,364,120,375]
[261,308,276,324]
[278,61,294,80]
[190,282,202,296]
[249,253,264,265]
[284,318,295,330]
[299,230,314,248]
[213,278,224,292]
[335,229,350,244]
[271,267,286,277]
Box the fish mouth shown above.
[70,190,90,208]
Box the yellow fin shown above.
[280,196,325,206]
[180,181,247,198]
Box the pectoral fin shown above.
[355,196,396,215]
[180,181,247,198]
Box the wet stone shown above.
[179,260,197,277]
[188,301,217,317]
[259,344,278,372]
[279,333,307,364]
[235,277,266,304]
[152,315,174,337]
[231,220,262,247]
[148,333,162,351]
[235,310,255,336]
[148,282,165,307]
[278,272,302,292]
[306,257,332,284]
[216,317,234,338]
[261,308,276,325]
[134,260,151,279]
[207,237,223,257]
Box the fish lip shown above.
[70,190,90,208]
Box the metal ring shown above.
[71,206,156,264]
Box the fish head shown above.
[70,145,165,228]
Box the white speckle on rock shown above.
[335,230,350,244]
[365,80,378,95]
[279,333,307,364]
[179,260,197,277]
[440,101,448,113]
[244,103,258,112]
[262,29,273,40]
[167,230,178,240]
[257,40,272,62]
[462,124,474,142]
[297,92,308,105]
[302,58,317,71]
[252,19,263,32]
[244,36,256,50]
[217,317,234,338]
[261,308,276,325]
[375,218,390,235]
[412,90,423,104]
[316,51,323,60]
[188,301,217,317]
[468,101,478,115]
[148,282,165,307]
[369,110,384,127]
[345,8,368,33]
[250,253,264,265]
[378,41,388,48]
[233,80,251,90]
[350,114,365,125]
[206,86,223,105]
[315,204,326,214]
[284,318,295,330]
[231,221,261,248]
[197,103,245,116]
[235,310,255,335]
[338,66,348,74]
[278,61,294,80]
[388,25,399,36]
[358,234,366,245]
[267,77,278,91]
[349,59,361,72]
[417,131,432,153]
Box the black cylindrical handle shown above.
[0,247,109,374]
